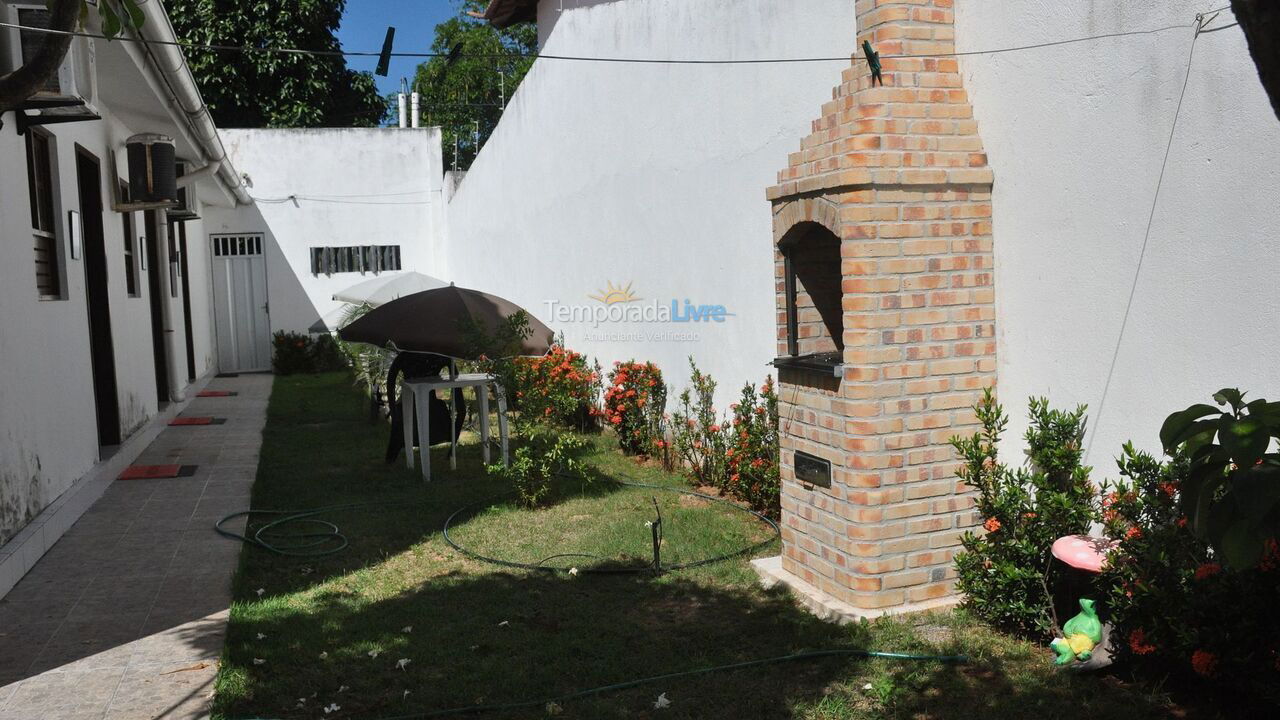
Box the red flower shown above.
[1261,538,1279,572]
[1125,526,1142,540]
[1158,482,1178,498]
[1191,650,1218,677]
[1194,562,1221,581]
[1023,512,1037,520]
[709,424,721,433]
[1177,516,1189,529]
[1129,629,1156,656]
[983,517,1001,533]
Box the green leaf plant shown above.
[1159,388,1280,568]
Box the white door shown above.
[211,234,271,372]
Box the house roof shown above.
[469,0,538,29]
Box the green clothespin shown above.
[862,40,883,86]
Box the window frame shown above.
[26,128,63,300]
[119,181,140,297]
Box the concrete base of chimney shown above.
[750,556,960,624]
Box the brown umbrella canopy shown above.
[338,285,554,359]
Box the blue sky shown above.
[338,0,462,96]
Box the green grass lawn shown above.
[212,372,1221,720]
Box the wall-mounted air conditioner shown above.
[117,134,179,211]
[0,2,99,116]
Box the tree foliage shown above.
[410,0,536,170]
[167,0,384,128]
[1231,0,1280,121]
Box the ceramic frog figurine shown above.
[1051,598,1103,665]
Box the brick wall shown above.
[766,0,996,612]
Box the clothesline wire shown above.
[0,17,1212,66]
[1084,16,1207,459]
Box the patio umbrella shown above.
[337,285,555,360]
[332,271,449,308]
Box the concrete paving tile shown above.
[129,617,226,664]
[102,665,215,720]
[2,376,265,720]
[0,598,75,626]
[1,574,93,605]
[1,667,124,718]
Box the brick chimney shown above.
[757,0,996,617]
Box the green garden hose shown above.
[215,502,405,557]
[235,648,967,719]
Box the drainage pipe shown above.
[129,0,251,206]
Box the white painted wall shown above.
[442,0,857,407]
[0,34,229,545]
[207,128,446,336]
[953,0,1280,468]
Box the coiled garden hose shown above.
[215,502,404,557]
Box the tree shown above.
[166,0,384,128]
[410,0,536,170]
[0,0,142,111]
[1231,0,1280,121]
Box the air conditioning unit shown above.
[118,134,179,211]
[0,2,99,117]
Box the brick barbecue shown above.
[758,0,996,617]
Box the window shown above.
[120,182,138,296]
[212,234,264,257]
[310,245,401,275]
[26,130,61,298]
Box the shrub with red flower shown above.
[1100,443,1280,703]
[724,376,780,518]
[604,360,666,456]
[511,346,602,431]
[272,331,346,375]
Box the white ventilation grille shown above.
[212,234,263,257]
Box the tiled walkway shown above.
[0,375,270,720]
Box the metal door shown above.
[211,234,271,372]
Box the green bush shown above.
[1158,388,1280,568]
[951,390,1099,637]
[1099,434,1280,703]
[487,428,591,508]
[271,331,347,375]
[670,358,731,488]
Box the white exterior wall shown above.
[0,50,228,545]
[953,1,1280,467]
[442,0,858,406]
[207,128,446,335]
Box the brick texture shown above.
[767,0,995,612]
